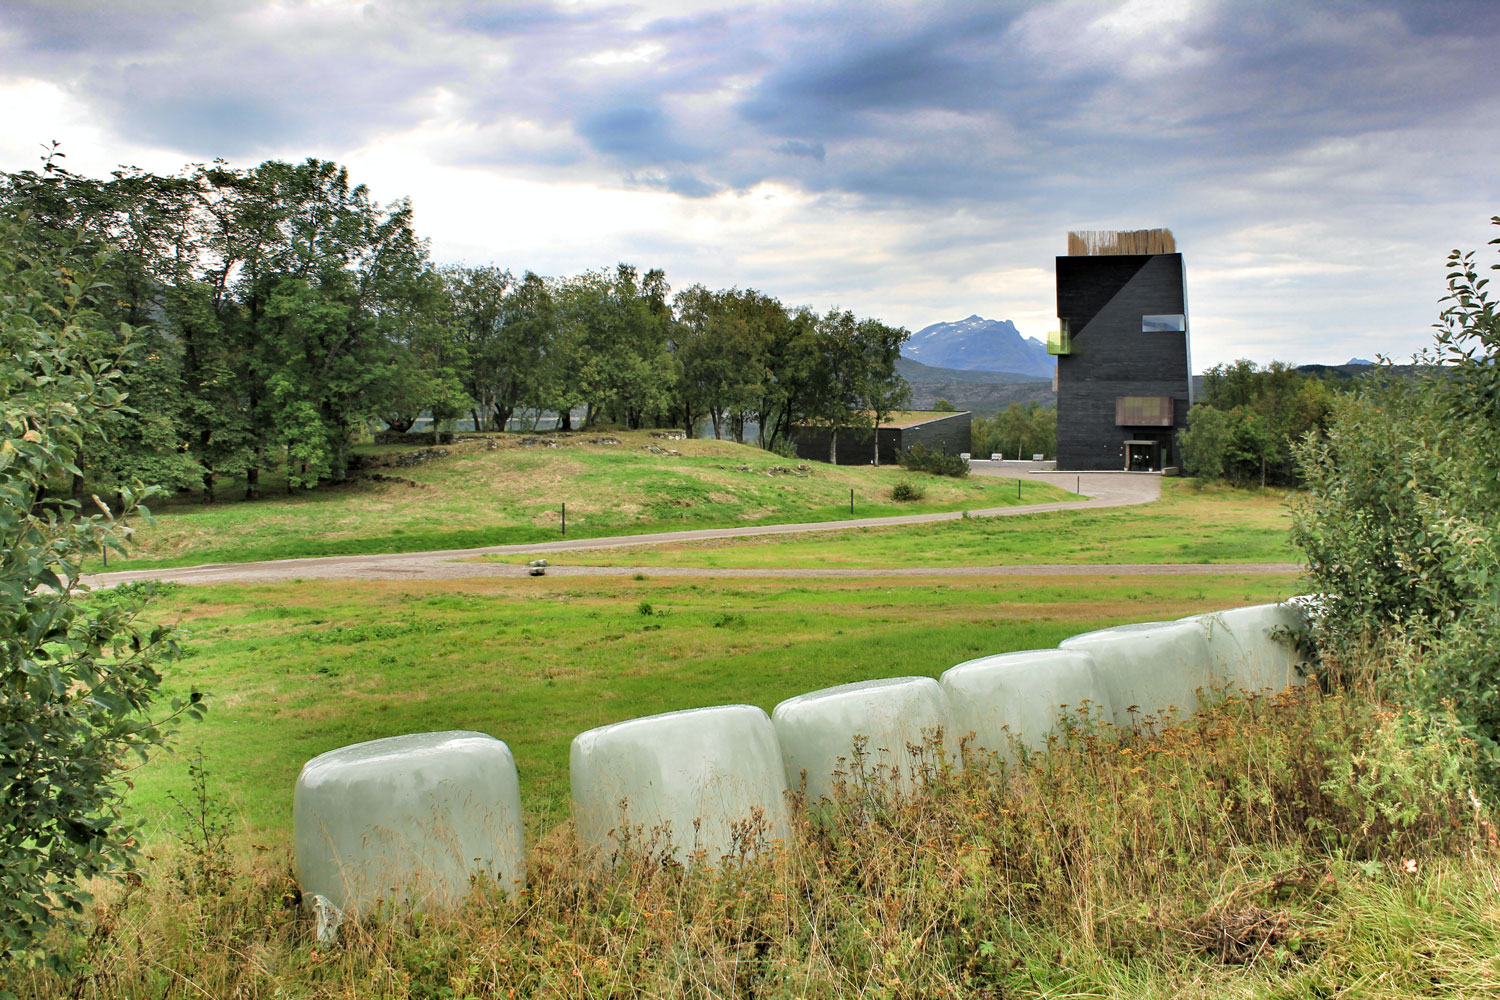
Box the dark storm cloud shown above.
[576,104,703,165]
[2,0,1496,208]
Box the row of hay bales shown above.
[293,601,1312,940]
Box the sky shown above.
[2,0,1497,372]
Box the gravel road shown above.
[80,470,1280,589]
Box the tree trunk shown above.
[559,409,572,431]
[872,415,882,466]
[829,427,838,465]
[203,470,216,504]
[71,470,86,506]
[246,464,260,501]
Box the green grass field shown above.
[493,478,1298,569]
[108,432,1078,569]
[128,570,1301,846]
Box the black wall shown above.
[1054,253,1192,470]
[794,412,973,466]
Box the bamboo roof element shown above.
[1066,229,1176,256]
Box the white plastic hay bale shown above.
[1181,602,1311,694]
[772,677,950,803]
[294,731,524,940]
[939,649,1111,760]
[570,705,791,865]
[1059,620,1215,727]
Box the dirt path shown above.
[81,471,1207,588]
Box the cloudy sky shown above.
[2,0,1497,370]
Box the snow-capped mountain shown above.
[903,315,1055,379]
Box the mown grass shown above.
[499,478,1298,569]
[109,432,1077,569]
[13,679,1497,999]
[121,571,1300,844]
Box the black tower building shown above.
[1051,229,1192,471]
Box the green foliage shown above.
[890,480,925,502]
[1292,217,1500,768]
[1179,403,1276,485]
[932,397,955,411]
[0,215,194,966]
[1188,359,1334,485]
[899,441,970,477]
[972,401,1055,460]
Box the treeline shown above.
[972,401,1056,460]
[0,152,909,501]
[1179,360,1336,486]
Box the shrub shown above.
[890,480,925,502]
[0,216,197,966]
[899,442,969,477]
[1292,216,1500,770]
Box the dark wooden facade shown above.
[793,411,972,466]
[1054,252,1192,470]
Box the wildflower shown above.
[1402,859,1418,874]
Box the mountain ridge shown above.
[903,314,1055,379]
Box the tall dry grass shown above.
[7,684,1498,999]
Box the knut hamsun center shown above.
[1050,229,1192,472]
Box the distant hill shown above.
[897,357,1054,416]
[904,315,1055,378]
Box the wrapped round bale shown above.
[940,649,1111,760]
[570,705,791,866]
[294,731,525,941]
[1059,620,1216,728]
[772,676,950,804]
[1180,602,1311,694]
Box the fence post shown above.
[562,502,566,537]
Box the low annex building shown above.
[1050,228,1193,471]
[793,410,972,466]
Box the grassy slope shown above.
[499,478,1299,568]
[130,571,1300,844]
[113,432,1077,569]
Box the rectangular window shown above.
[1116,396,1174,426]
[1142,314,1186,332]
[1047,318,1071,355]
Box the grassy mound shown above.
[112,432,1076,569]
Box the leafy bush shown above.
[0,215,196,965]
[890,480,925,502]
[1292,216,1500,768]
[899,442,969,477]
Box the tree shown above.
[553,265,674,430]
[933,397,955,411]
[856,319,911,466]
[0,215,199,963]
[1193,359,1333,485]
[1291,217,1500,770]
[673,285,771,442]
[973,403,1056,460]
[808,309,873,464]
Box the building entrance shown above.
[1124,439,1164,472]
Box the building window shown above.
[1142,314,1186,333]
[1048,318,1071,355]
[1116,396,1174,426]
